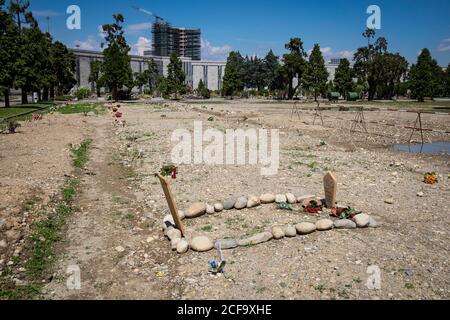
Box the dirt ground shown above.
[1,100,449,300]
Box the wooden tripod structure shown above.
[408,112,425,146]
[312,101,324,126]
[290,101,301,120]
[350,107,369,133]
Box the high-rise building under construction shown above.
[152,21,201,61]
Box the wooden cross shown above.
[156,173,186,237]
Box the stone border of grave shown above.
[162,193,379,254]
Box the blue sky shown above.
[26,0,450,66]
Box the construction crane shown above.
[132,5,165,23]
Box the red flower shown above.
[115,111,122,118]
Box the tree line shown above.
[0,0,76,107]
[222,29,450,101]
[1,2,449,105]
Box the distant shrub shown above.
[7,120,21,133]
[54,95,73,101]
[73,87,91,100]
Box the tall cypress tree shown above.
[263,50,280,92]
[167,52,186,99]
[100,14,133,101]
[409,49,440,102]
[303,44,329,101]
[222,51,244,97]
[334,58,354,99]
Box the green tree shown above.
[50,41,76,98]
[167,52,186,99]
[334,58,353,99]
[157,76,170,99]
[134,58,158,94]
[0,0,16,107]
[409,49,441,102]
[445,63,450,97]
[8,0,38,104]
[263,50,280,92]
[303,44,329,101]
[89,60,103,97]
[282,37,307,99]
[99,14,133,101]
[222,51,244,97]
[373,53,408,99]
[196,79,210,99]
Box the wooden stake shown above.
[156,173,186,237]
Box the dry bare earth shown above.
[2,101,449,300]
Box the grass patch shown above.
[56,103,105,115]
[0,104,53,121]
[405,283,415,289]
[71,139,92,168]
[0,178,78,299]
[200,224,213,232]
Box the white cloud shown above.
[126,22,153,35]
[73,36,100,51]
[98,25,107,40]
[307,46,354,61]
[33,10,60,17]
[201,38,232,61]
[437,38,450,52]
[131,37,152,56]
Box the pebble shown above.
[297,195,316,203]
[417,192,424,197]
[171,238,181,250]
[384,198,394,204]
[260,194,276,203]
[284,225,297,237]
[275,194,287,203]
[296,222,317,235]
[190,236,214,252]
[333,219,357,229]
[354,214,370,228]
[166,228,181,241]
[223,199,236,210]
[163,215,175,230]
[115,246,125,253]
[237,231,273,246]
[0,239,7,248]
[214,203,224,212]
[176,239,189,254]
[206,204,215,215]
[215,239,238,250]
[247,196,261,208]
[286,193,297,204]
[178,210,185,220]
[185,202,206,218]
[368,217,380,228]
[316,219,334,231]
[234,196,248,210]
[272,226,285,239]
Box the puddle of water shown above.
[392,141,450,155]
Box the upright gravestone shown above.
[323,172,337,209]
